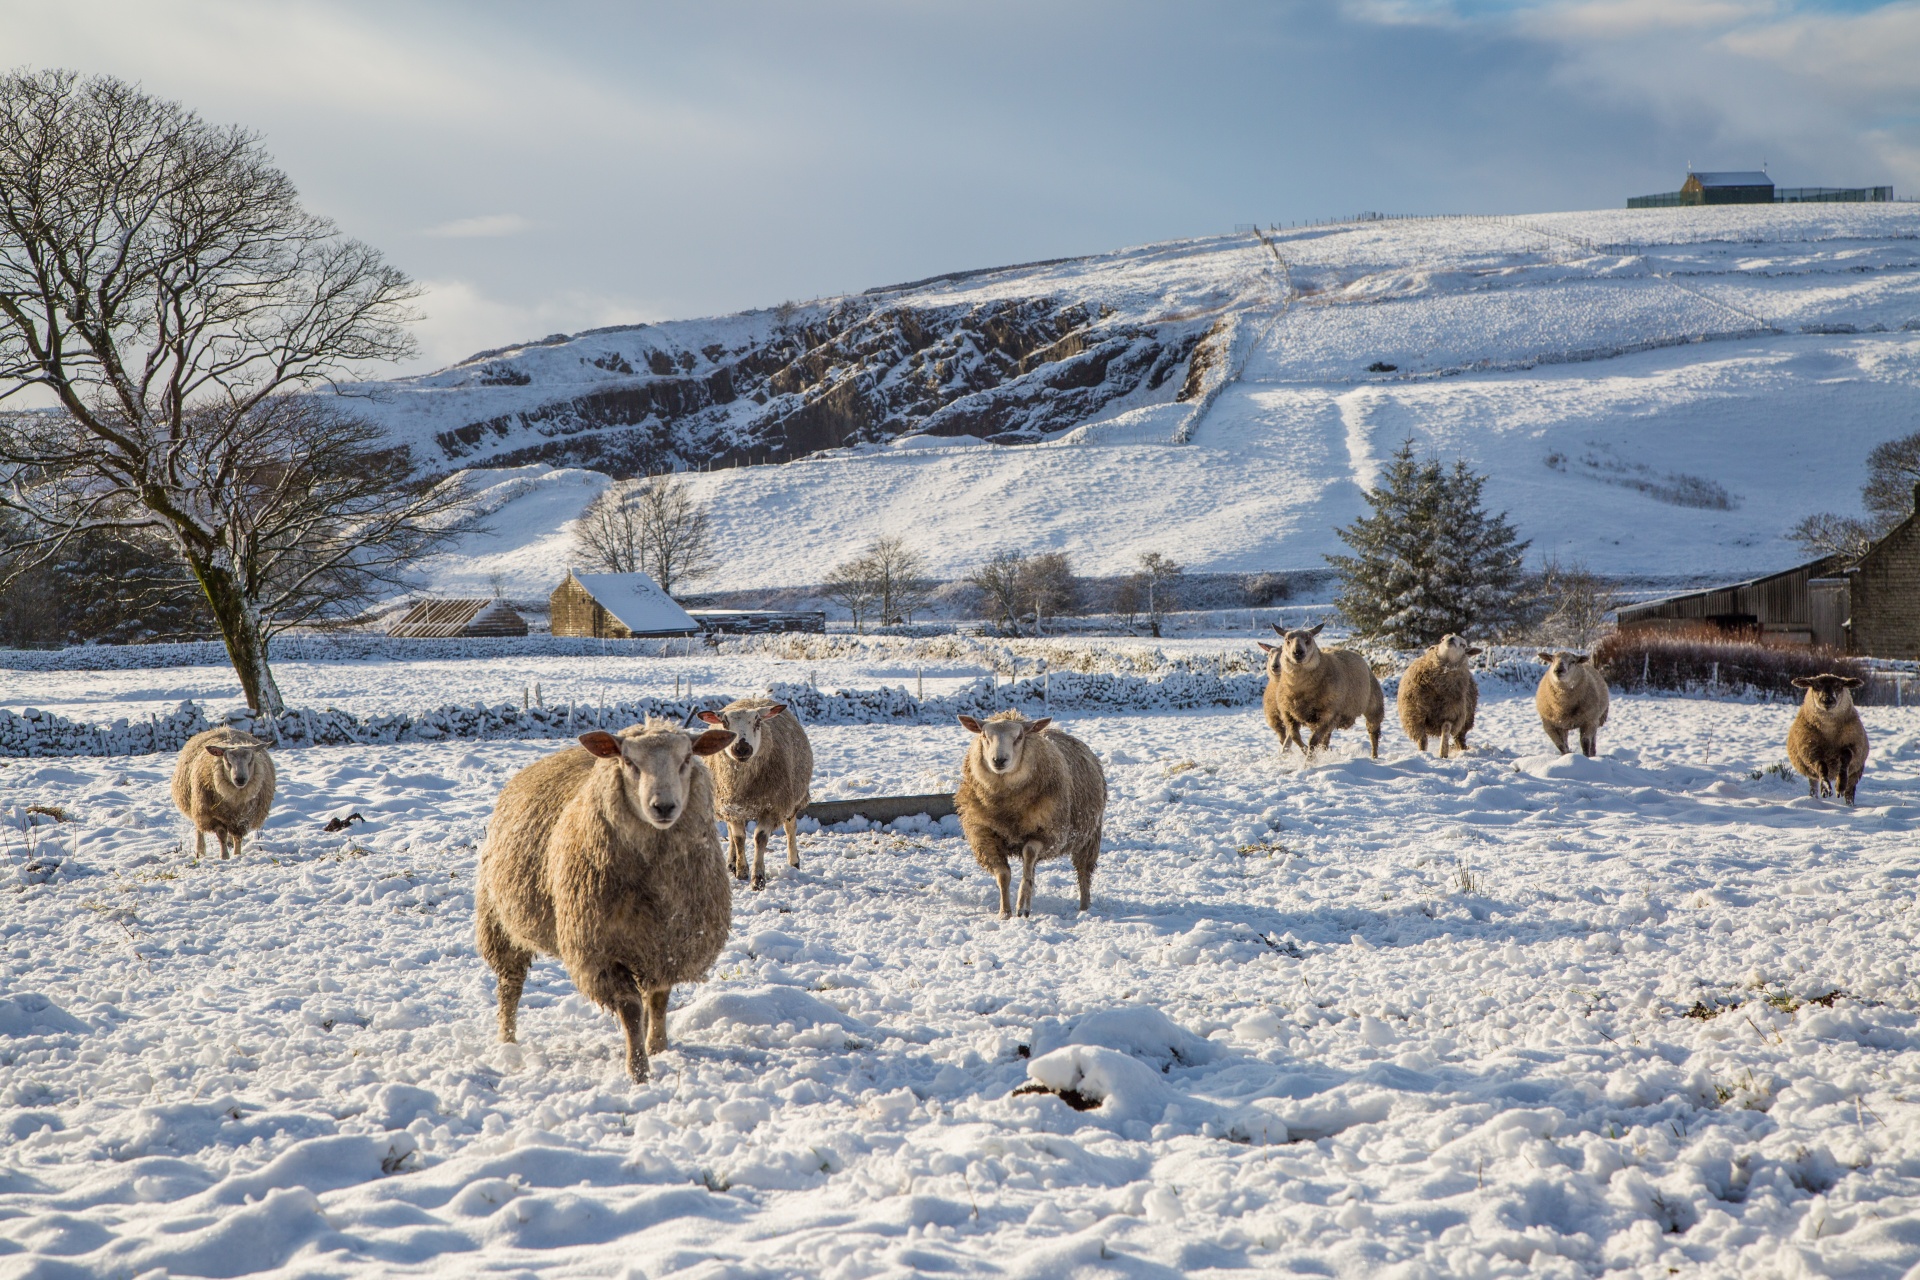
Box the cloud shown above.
[423,214,532,239]
[407,279,655,372]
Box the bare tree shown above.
[1110,574,1144,631]
[968,550,1028,635]
[571,473,716,596]
[1022,551,1077,635]
[1532,556,1618,649]
[1788,512,1879,564]
[868,536,933,626]
[1789,429,1920,564]
[1137,551,1183,637]
[821,552,881,633]
[0,70,449,713]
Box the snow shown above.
[394,205,1920,599]
[567,572,700,636]
[5,642,1920,1277]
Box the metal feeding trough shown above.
[803,793,956,826]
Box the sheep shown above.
[1257,623,1384,759]
[475,718,737,1083]
[696,698,813,890]
[954,711,1106,918]
[1535,650,1610,757]
[1788,674,1869,805]
[170,728,276,859]
[1398,634,1482,757]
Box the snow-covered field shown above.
[5,647,1920,1278]
[399,205,1920,601]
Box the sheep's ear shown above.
[696,710,725,725]
[1467,647,1484,657]
[1307,622,1326,636]
[579,731,622,758]
[1536,651,1553,663]
[203,744,226,758]
[957,715,983,734]
[1027,717,1052,736]
[1271,623,1287,637]
[757,704,787,722]
[1790,677,1812,689]
[691,729,736,757]
[1257,641,1277,654]
[1842,676,1865,688]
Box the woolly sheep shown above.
[1788,674,1869,805]
[1398,634,1482,757]
[1258,623,1384,759]
[1535,650,1610,757]
[170,728,275,860]
[475,718,736,1082]
[697,698,813,890]
[954,711,1106,918]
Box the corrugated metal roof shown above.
[1690,171,1773,188]
[571,572,699,635]
[388,598,529,638]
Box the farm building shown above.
[1615,555,1846,645]
[387,598,529,638]
[1628,171,1891,209]
[1819,487,1920,660]
[550,571,700,639]
[686,609,826,635]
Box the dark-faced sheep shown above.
[170,728,276,859]
[697,698,813,890]
[954,711,1106,918]
[475,718,736,1082]
[1536,650,1610,757]
[1398,634,1482,757]
[1788,674,1869,805]
[1258,623,1384,759]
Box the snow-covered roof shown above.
[570,572,699,635]
[1689,171,1773,188]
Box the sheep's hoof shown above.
[627,1058,650,1084]
[751,875,766,891]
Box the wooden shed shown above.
[550,570,700,639]
[387,598,529,638]
[1615,555,1845,644]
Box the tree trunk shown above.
[187,555,286,716]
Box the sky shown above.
[4,0,1917,375]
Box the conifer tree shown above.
[1328,440,1531,646]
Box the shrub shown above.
[1594,626,1866,698]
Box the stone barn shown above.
[549,571,700,639]
[1829,485,1920,659]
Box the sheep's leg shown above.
[986,850,1013,919]
[752,826,770,891]
[477,911,532,1045]
[644,988,670,1055]
[785,813,802,868]
[726,821,748,881]
[1580,727,1597,758]
[1016,841,1042,917]
[1808,775,1821,799]
[1073,833,1099,912]
[1839,748,1856,806]
[1439,722,1455,760]
[1455,728,1469,751]
[1545,723,1570,755]
[1367,718,1381,759]
[194,830,206,859]
[616,999,650,1083]
[1308,723,1334,757]
[231,830,245,860]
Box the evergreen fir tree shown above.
[1328,441,1532,646]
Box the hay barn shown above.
[1615,556,1846,645]
[387,598,529,638]
[550,571,700,639]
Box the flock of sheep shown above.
[165,624,1875,1082]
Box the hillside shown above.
[373,205,1920,596]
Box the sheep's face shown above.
[580,728,734,830]
[1792,673,1863,715]
[958,714,1051,776]
[1433,634,1481,667]
[1537,650,1591,684]
[202,743,261,789]
[1258,623,1326,677]
[697,704,787,764]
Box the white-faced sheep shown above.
[696,698,813,890]
[1398,634,1482,757]
[1788,674,1869,804]
[475,718,736,1083]
[1536,650,1610,757]
[170,728,276,859]
[954,711,1106,918]
[1258,623,1384,759]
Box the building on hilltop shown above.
[550,570,700,639]
[1628,170,1891,209]
[387,598,530,638]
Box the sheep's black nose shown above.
[992,755,1009,769]
[731,743,753,760]
[651,801,677,819]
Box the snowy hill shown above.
[369,206,1920,595]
